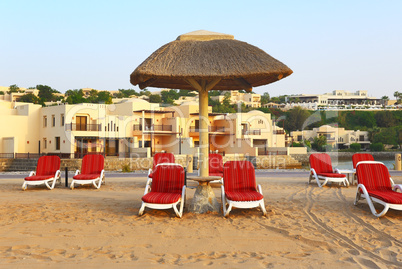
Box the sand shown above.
[0,172,401,268]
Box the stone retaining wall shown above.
[292,152,401,167]
[0,159,14,172]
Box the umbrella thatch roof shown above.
[130,30,292,91]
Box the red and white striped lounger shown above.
[309,153,349,187]
[139,163,186,218]
[23,156,61,190]
[221,160,267,217]
[71,154,105,189]
[355,161,402,217]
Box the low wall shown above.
[291,151,401,167]
[0,159,14,172]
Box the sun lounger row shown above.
[23,154,105,190]
[140,160,266,218]
[309,153,402,217]
[21,152,402,218]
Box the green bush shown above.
[370,142,384,152]
[0,91,4,95]
[121,164,131,172]
[350,143,361,152]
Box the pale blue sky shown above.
[1,0,401,98]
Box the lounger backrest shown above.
[36,156,60,176]
[209,154,223,174]
[309,153,333,173]
[152,164,184,194]
[81,154,104,175]
[352,153,374,169]
[153,153,175,170]
[356,162,392,191]
[223,161,257,192]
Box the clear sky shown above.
[1,0,401,98]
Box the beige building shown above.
[211,91,261,108]
[0,98,296,158]
[0,101,41,156]
[287,90,381,106]
[290,125,370,150]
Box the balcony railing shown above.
[133,124,173,132]
[273,130,285,135]
[189,126,228,132]
[242,129,261,135]
[66,123,101,131]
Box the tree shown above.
[18,93,39,104]
[394,91,402,104]
[149,94,162,103]
[370,142,384,152]
[0,91,4,95]
[375,111,396,127]
[96,91,113,104]
[114,89,138,98]
[7,84,19,94]
[373,128,397,146]
[161,89,180,105]
[284,107,311,132]
[37,84,59,104]
[311,135,327,152]
[65,89,86,104]
[349,143,361,152]
[261,92,270,105]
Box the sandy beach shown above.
[0,171,401,268]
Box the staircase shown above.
[5,158,39,172]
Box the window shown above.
[55,137,60,150]
[43,138,47,149]
[52,115,55,127]
[61,114,64,126]
[359,135,365,141]
[43,116,47,127]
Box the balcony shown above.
[133,124,172,132]
[66,123,101,131]
[242,129,261,135]
[189,126,228,133]
[273,130,285,135]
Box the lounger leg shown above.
[173,202,182,218]
[45,181,52,190]
[22,182,27,191]
[260,199,267,216]
[70,180,75,190]
[50,178,57,189]
[224,202,233,217]
[139,202,146,216]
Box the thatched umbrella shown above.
[131,30,292,178]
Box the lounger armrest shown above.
[100,169,105,179]
[54,170,61,179]
[28,171,35,177]
[310,168,318,177]
[356,183,370,197]
[334,168,341,174]
[393,184,402,193]
[181,185,186,199]
[257,184,264,196]
[75,170,80,176]
[143,177,152,195]
[147,168,152,177]
[221,185,226,200]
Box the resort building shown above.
[287,90,381,106]
[290,125,370,150]
[0,98,296,158]
[210,91,261,108]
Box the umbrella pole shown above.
[199,87,209,177]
